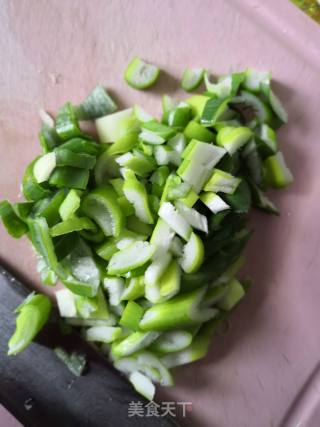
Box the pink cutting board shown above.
[1,1,320,426]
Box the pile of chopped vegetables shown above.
[0,58,293,400]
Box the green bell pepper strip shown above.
[28,217,59,272]
[94,151,120,186]
[75,84,117,120]
[150,330,193,354]
[49,166,89,190]
[175,201,208,233]
[186,94,210,117]
[38,122,61,153]
[86,326,122,343]
[121,276,145,301]
[55,148,96,169]
[37,257,57,286]
[33,189,67,226]
[180,232,205,274]
[103,277,125,306]
[123,175,154,224]
[260,81,288,124]
[200,97,231,127]
[22,158,51,201]
[117,196,135,216]
[134,104,154,123]
[55,102,82,141]
[243,68,271,92]
[59,189,81,221]
[178,189,199,208]
[119,301,144,331]
[222,179,252,214]
[204,169,241,194]
[231,90,273,124]
[0,201,28,238]
[159,202,191,241]
[126,215,153,236]
[242,139,266,189]
[81,186,124,237]
[167,133,186,154]
[216,126,253,155]
[110,178,124,196]
[111,331,160,359]
[141,121,176,140]
[181,68,204,92]
[79,227,105,243]
[8,293,52,355]
[95,108,139,143]
[264,151,293,188]
[33,152,57,184]
[167,106,191,129]
[107,241,155,275]
[12,202,34,222]
[124,57,160,90]
[159,259,181,301]
[60,237,100,297]
[58,138,103,156]
[117,150,155,177]
[96,239,118,261]
[161,315,224,368]
[144,250,172,303]
[108,131,139,156]
[162,95,178,113]
[183,120,214,142]
[50,217,97,237]
[217,278,245,311]
[128,372,155,401]
[140,287,218,331]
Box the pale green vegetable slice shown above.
[123,175,154,224]
[186,95,210,116]
[95,108,138,142]
[264,151,293,188]
[167,133,187,154]
[243,68,271,92]
[59,189,81,220]
[144,250,172,303]
[150,218,175,250]
[81,186,124,237]
[103,277,125,306]
[124,57,160,90]
[175,201,208,233]
[181,68,204,92]
[218,278,245,310]
[33,152,56,183]
[111,331,160,358]
[129,371,155,401]
[158,202,191,241]
[180,232,204,273]
[159,259,181,301]
[133,105,154,122]
[200,192,230,214]
[85,326,122,343]
[56,288,77,317]
[204,169,241,194]
[151,330,193,353]
[107,241,155,275]
[121,276,145,301]
[140,287,218,331]
[216,126,253,155]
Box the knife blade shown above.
[0,263,180,427]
